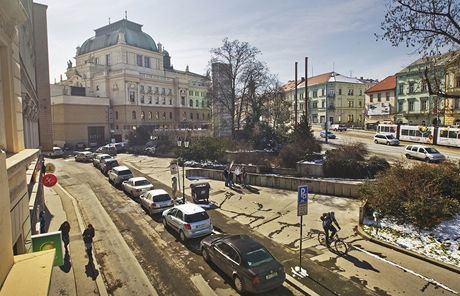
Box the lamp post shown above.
[177,136,189,200]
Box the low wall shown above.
[187,168,365,198]
[296,162,324,177]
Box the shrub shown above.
[179,137,229,163]
[360,161,460,229]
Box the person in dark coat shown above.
[39,210,46,233]
[223,167,229,187]
[83,224,95,261]
[59,221,71,253]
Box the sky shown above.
[40,0,421,84]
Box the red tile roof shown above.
[281,72,334,91]
[365,75,396,93]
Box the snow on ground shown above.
[363,214,460,268]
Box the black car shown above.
[200,234,285,294]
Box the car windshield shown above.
[245,248,274,267]
[153,194,171,202]
[109,161,119,166]
[118,170,132,175]
[135,180,150,186]
[425,148,439,154]
[185,211,209,223]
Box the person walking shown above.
[83,224,95,261]
[234,166,242,184]
[228,169,234,187]
[39,210,46,233]
[242,167,248,187]
[59,221,71,253]
[223,166,229,187]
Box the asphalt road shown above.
[53,158,304,296]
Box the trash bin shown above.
[190,181,210,203]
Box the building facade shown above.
[364,75,396,126]
[1,0,53,293]
[283,72,374,128]
[54,18,211,146]
[444,58,460,126]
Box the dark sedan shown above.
[200,234,285,294]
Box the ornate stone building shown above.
[53,18,211,145]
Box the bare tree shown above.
[379,0,460,98]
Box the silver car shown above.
[162,203,213,242]
[75,151,93,162]
[140,189,174,215]
[122,177,154,198]
[374,133,400,146]
[404,145,446,162]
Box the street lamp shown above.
[177,136,190,200]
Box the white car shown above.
[108,165,134,186]
[162,203,213,242]
[404,145,446,163]
[374,133,400,146]
[75,151,93,162]
[93,153,111,169]
[140,189,174,215]
[122,177,154,198]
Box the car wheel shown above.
[202,247,210,262]
[233,275,244,294]
[386,141,390,146]
[405,154,411,159]
[179,230,186,242]
[374,140,378,144]
[425,157,430,163]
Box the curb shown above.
[285,274,320,296]
[54,183,109,296]
[356,224,460,274]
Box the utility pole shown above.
[305,57,308,126]
[294,62,298,127]
[325,78,329,144]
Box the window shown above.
[421,99,428,111]
[141,111,145,120]
[148,86,152,93]
[190,113,194,120]
[312,101,318,109]
[181,97,185,105]
[348,100,354,108]
[409,82,415,94]
[408,100,414,111]
[136,55,143,66]
[129,91,135,102]
[169,98,173,105]
[369,94,373,102]
[321,89,325,96]
[398,83,404,95]
[348,114,354,122]
[196,100,199,107]
[144,56,150,68]
[398,100,404,111]
[321,100,325,108]
[313,90,318,98]
[386,92,390,101]
[456,76,460,88]
[115,111,118,120]
[338,88,342,95]
[155,97,159,104]
[422,81,427,92]
[377,93,381,102]
[189,90,193,96]
[201,101,205,108]
[359,89,362,96]
[169,112,173,119]
[455,98,460,109]
[195,91,199,96]
[163,112,166,119]
[359,101,362,107]
[189,99,193,107]
[132,111,137,120]
[148,96,152,104]
[105,54,111,65]
[162,98,166,105]
[348,89,354,96]
[140,95,145,104]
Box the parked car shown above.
[93,153,112,169]
[112,142,126,153]
[404,145,446,162]
[374,133,400,146]
[44,146,64,158]
[141,189,174,216]
[74,151,93,162]
[100,158,119,175]
[96,145,117,156]
[122,177,154,198]
[200,234,285,294]
[108,165,134,186]
[75,142,87,150]
[330,124,347,131]
[162,203,213,241]
[320,131,336,139]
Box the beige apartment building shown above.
[364,75,396,127]
[53,18,211,146]
[1,0,54,294]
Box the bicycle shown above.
[318,230,349,256]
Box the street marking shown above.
[352,245,458,294]
[190,274,218,296]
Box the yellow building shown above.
[444,56,460,126]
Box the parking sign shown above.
[297,185,308,216]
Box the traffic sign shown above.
[45,163,56,174]
[297,185,308,216]
[42,173,58,187]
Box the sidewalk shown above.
[45,186,105,296]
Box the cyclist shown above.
[321,211,341,246]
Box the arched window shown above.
[132,111,136,120]
[141,111,145,120]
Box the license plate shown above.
[201,190,206,194]
[266,272,278,280]
[195,224,207,229]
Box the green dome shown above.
[78,19,158,55]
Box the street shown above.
[51,153,460,296]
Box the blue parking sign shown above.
[297,185,308,216]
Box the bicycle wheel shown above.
[334,239,348,256]
[318,232,327,245]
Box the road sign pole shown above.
[299,215,303,271]
[297,185,309,273]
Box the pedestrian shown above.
[228,169,234,187]
[242,167,248,187]
[373,210,382,235]
[59,221,71,253]
[83,224,95,261]
[234,166,242,184]
[39,210,46,233]
[223,166,229,187]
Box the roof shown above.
[113,165,130,171]
[281,72,363,91]
[146,189,168,195]
[365,76,396,93]
[129,177,148,182]
[78,19,158,55]
[398,51,460,74]
[224,235,264,254]
[175,203,205,215]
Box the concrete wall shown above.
[296,161,324,177]
[186,168,364,198]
